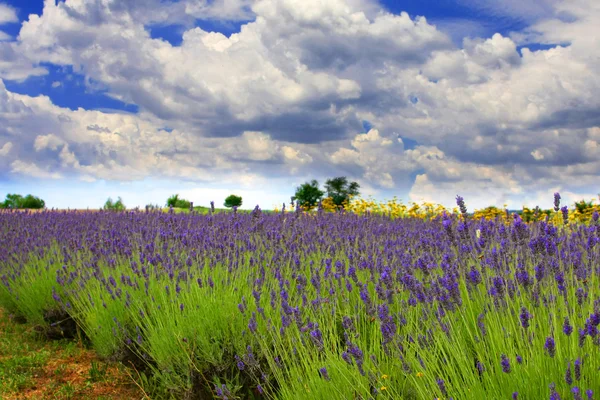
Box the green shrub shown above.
[166,194,191,209]
[103,197,126,211]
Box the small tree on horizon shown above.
[293,180,324,211]
[166,194,180,208]
[324,176,360,209]
[103,197,126,211]
[166,194,191,209]
[224,194,243,209]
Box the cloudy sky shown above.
[0,0,598,210]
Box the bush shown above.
[224,195,242,208]
[103,197,126,211]
[166,194,191,209]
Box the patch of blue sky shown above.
[361,120,373,132]
[399,137,419,151]
[379,0,530,44]
[409,168,426,185]
[517,43,567,54]
[0,0,42,39]
[3,63,139,113]
[149,18,252,46]
[148,23,188,46]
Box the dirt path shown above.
[0,308,147,400]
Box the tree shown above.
[103,197,126,211]
[293,180,324,211]
[166,194,180,208]
[0,193,45,209]
[21,194,45,209]
[224,194,242,208]
[1,194,23,209]
[324,176,360,208]
[166,194,191,209]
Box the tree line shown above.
[0,177,359,212]
[154,176,360,212]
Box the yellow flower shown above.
[381,374,389,380]
[380,386,387,391]
[416,372,424,378]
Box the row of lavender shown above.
[1,201,599,399]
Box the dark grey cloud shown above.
[86,124,111,133]
[295,32,450,72]
[534,108,600,130]
[202,108,362,144]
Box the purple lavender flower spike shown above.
[319,367,330,381]
[500,354,511,373]
[545,336,556,358]
[574,358,581,381]
[554,192,561,212]
[564,317,573,336]
[520,306,532,329]
[566,362,573,385]
[437,378,447,397]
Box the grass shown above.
[0,308,145,399]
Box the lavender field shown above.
[1,201,600,400]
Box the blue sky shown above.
[0,0,598,210]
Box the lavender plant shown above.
[0,195,599,399]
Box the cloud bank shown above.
[0,0,598,209]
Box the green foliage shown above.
[21,195,46,209]
[0,315,51,395]
[324,176,360,208]
[87,361,109,383]
[166,194,191,209]
[574,199,594,214]
[103,197,126,211]
[293,180,324,210]
[224,194,242,208]
[166,194,179,208]
[0,193,45,209]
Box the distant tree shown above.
[21,194,45,209]
[224,194,243,209]
[1,194,23,209]
[103,197,126,211]
[166,194,191,209]
[166,194,180,207]
[0,193,45,209]
[324,177,360,209]
[293,180,324,211]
